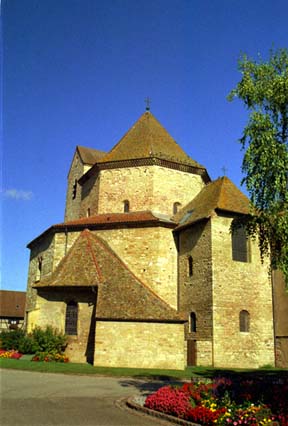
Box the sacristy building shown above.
[25,110,288,369]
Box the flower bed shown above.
[144,376,288,426]
[32,352,69,362]
[0,349,23,359]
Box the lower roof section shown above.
[33,230,184,322]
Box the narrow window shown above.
[190,312,197,332]
[173,202,181,215]
[232,225,250,262]
[188,256,193,277]
[87,208,91,217]
[124,200,130,213]
[35,256,43,282]
[239,310,250,332]
[65,301,78,335]
[72,179,77,199]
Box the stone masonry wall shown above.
[65,152,94,222]
[26,234,55,313]
[80,172,100,218]
[211,214,275,368]
[178,220,213,366]
[91,166,205,216]
[65,152,83,222]
[94,321,185,369]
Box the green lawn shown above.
[1,357,286,379]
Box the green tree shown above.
[228,48,288,284]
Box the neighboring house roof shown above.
[76,146,106,164]
[174,176,250,230]
[98,111,205,168]
[27,211,175,248]
[34,230,184,322]
[0,290,26,318]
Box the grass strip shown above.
[1,358,287,380]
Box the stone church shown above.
[25,110,288,369]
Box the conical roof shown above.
[34,230,184,321]
[174,176,250,229]
[98,111,204,168]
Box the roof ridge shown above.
[84,230,103,283]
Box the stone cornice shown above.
[78,157,210,185]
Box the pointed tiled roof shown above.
[34,230,184,322]
[77,146,106,165]
[98,111,204,168]
[174,176,250,229]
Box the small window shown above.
[72,179,77,199]
[65,301,78,335]
[239,310,250,332]
[190,312,197,332]
[124,200,130,213]
[232,226,250,262]
[173,202,182,215]
[188,256,193,277]
[87,208,91,217]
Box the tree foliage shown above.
[228,48,288,283]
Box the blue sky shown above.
[1,0,288,291]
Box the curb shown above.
[126,396,200,426]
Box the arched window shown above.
[188,256,193,277]
[173,202,182,215]
[232,224,250,262]
[123,200,130,213]
[239,310,250,332]
[65,301,78,335]
[190,312,197,332]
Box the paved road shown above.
[0,369,179,426]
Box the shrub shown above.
[0,329,26,351]
[30,326,67,354]
[18,335,38,354]
[0,326,67,355]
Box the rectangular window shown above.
[232,226,250,262]
[65,302,78,335]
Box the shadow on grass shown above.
[118,367,288,395]
[118,376,185,395]
[193,367,288,382]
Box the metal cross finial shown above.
[221,166,228,176]
[145,97,151,111]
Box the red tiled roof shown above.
[27,211,175,248]
[174,176,250,229]
[0,290,26,318]
[59,211,174,227]
[34,230,184,322]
